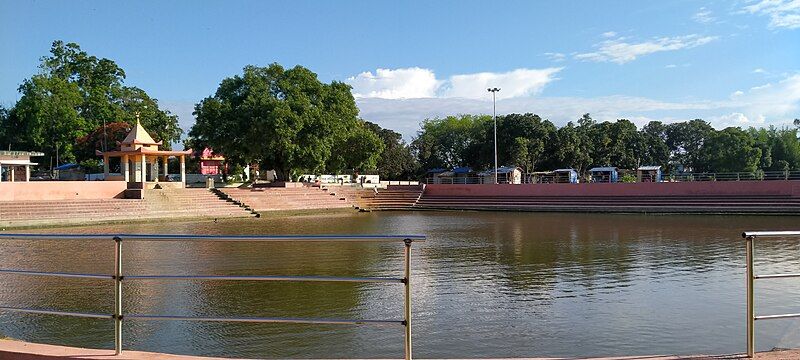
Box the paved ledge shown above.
[2,339,799,360]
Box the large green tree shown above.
[365,121,417,179]
[412,114,490,171]
[700,127,762,173]
[4,41,181,167]
[666,119,714,171]
[189,63,382,180]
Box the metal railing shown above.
[0,233,425,359]
[742,231,800,358]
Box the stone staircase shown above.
[218,187,354,215]
[352,185,423,211]
[0,188,252,228]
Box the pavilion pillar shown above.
[153,159,159,182]
[180,155,186,188]
[25,165,30,182]
[103,155,109,179]
[122,155,130,182]
[141,154,147,187]
[0,166,3,183]
[162,156,168,180]
[9,166,14,182]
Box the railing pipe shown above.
[0,269,113,280]
[113,236,123,355]
[746,235,754,358]
[125,314,403,326]
[124,274,404,283]
[0,306,113,319]
[404,238,413,360]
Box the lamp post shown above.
[487,87,500,184]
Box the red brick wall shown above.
[424,181,800,197]
[0,181,127,201]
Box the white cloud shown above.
[734,73,800,120]
[693,8,716,23]
[665,64,678,68]
[742,0,800,29]
[602,31,617,38]
[441,68,562,100]
[346,67,563,100]
[544,52,566,62]
[346,67,439,99]
[753,68,768,74]
[355,73,800,140]
[709,112,754,127]
[575,34,718,64]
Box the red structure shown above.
[199,148,226,175]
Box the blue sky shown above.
[1,0,799,140]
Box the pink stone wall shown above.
[424,181,800,197]
[0,181,128,201]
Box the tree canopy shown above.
[188,64,383,180]
[411,113,800,177]
[0,41,181,169]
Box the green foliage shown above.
[188,63,382,180]
[411,114,491,170]
[666,119,714,171]
[620,173,637,183]
[365,121,417,179]
[411,112,800,177]
[701,127,761,173]
[1,40,181,167]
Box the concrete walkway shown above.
[1,339,799,360]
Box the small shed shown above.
[554,168,580,183]
[425,168,448,184]
[637,165,662,182]
[0,150,43,182]
[54,163,85,181]
[528,171,555,184]
[199,148,226,175]
[479,166,523,184]
[589,167,619,183]
[437,167,479,184]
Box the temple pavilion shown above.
[0,151,43,182]
[97,118,191,188]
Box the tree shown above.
[509,137,531,172]
[666,119,714,171]
[639,121,671,170]
[5,40,181,167]
[411,114,490,171]
[497,113,555,171]
[554,121,592,173]
[74,121,132,171]
[365,121,417,179]
[0,106,8,150]
[189,63,381,180]
[701,127,761,173]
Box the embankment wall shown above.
[0,181,127,201]
[423,181,800,197]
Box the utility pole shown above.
[487,87,500,184]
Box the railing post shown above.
[113,236,123,355]
[403,238,413,360]
[746,235,755,358]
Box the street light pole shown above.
[487,87,500,184]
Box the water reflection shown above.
[1,212,799,358]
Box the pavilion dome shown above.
[121,120,162,151]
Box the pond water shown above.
[1,211,800,358]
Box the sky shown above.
[1,0,799,142]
